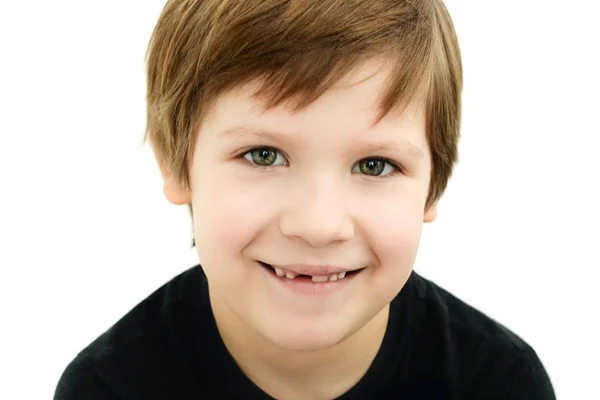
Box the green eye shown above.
[353,158,397,176]
[244,148,286,167]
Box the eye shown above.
[243,148,287,167]
[352,158,398,177]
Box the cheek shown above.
[364,201,423,300]
[364,195,424,268]
[191,170,273,257]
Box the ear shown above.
[154,153,192,206]
[423,201,438,223]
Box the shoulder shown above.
[410,272,528,350]
[54,265,207,399]
[54,355,118,400]
[406,272,555,399]
[80,264,204,363]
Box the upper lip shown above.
[263,262,360,276]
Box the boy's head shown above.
[146,0,461,351]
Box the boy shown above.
[55,0,555,399]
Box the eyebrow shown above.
[360,141,424,160]
[219,124,425,159]
[219,124,281,142]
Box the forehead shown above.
[202,59,429,152]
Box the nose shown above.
[279,178,355,247]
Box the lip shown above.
[259,261,364,297]
[264,263,358,276]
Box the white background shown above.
[1,1,599,399]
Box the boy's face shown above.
[161,59,436,351]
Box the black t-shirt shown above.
[54,265,555,399]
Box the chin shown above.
[261,320,352,353]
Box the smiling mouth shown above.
[258,261,364,283]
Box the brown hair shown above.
[145,0,462,210]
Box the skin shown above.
[157,59,437,399]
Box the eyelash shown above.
[238,147,403,177]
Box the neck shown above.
[211,296,390,400]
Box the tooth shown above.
[337,272,346,279]
[329,274,338,282]
[274,268,285,277]
[311,275,329,283]
[285,272,298,279]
